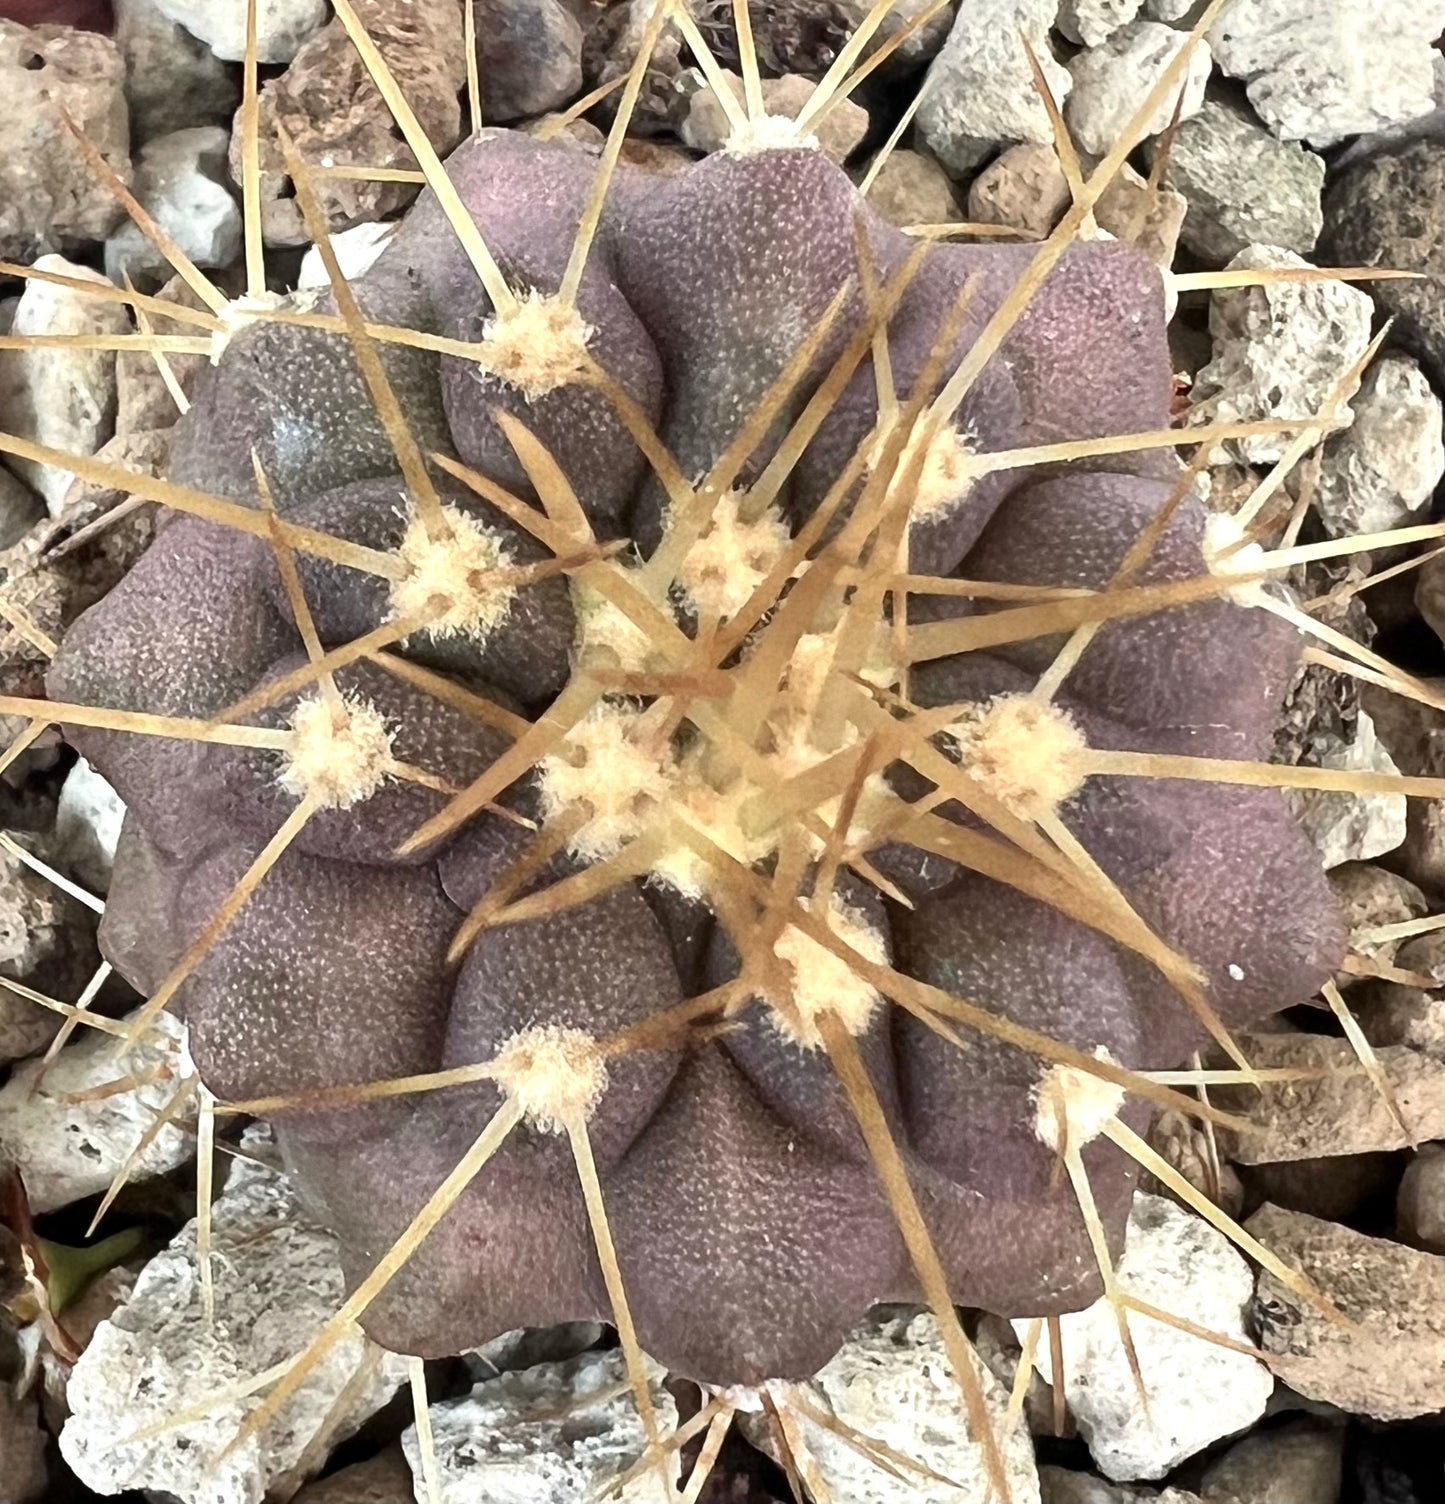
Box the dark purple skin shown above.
[47,131,1344,1386]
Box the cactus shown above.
[1,1,1427,1495]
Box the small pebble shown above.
[967,142,1070,239]
[1198,1418,1344,1504]
[863,150,962,229]
[1396,1142,1445,1253]
[1289,710,1408,869]
[151,0,329,64]
[1065,22,1212,157]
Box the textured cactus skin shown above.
[48,131,1344,1386]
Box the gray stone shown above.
[61,1133,410,1504]
[1312,354,1444,539]
[0,20,131,260]
[1416,550,1444,640]
[153,0,329,63]
[760,1311,1042,1503]
[402,1347,679,1504]
[1356,983,1445,1056]
[476,0,584,122]
[1322,140,1444,388]
[1216,1031,1445,1162]
[1191,246,1374,467]
[1156,97,1325,264]
[1040,1469,1203,1503]
[0,1007,187,1207]
[1199,1420,1344,1504]
[967,142,1070,239]
[0,256,131,515]
[1290,710,1408,868]
[1059,0,1145,47]
[1397,1142,1445,1253]
[1065,21,1211,157]
[114,0,240,143]
[863,149,961,229]
[0,465,44,551]
[293,1445,415,1503]
[1209,0,1444,145]
[915,1,1072,177]
[105,126,243,285]
[1245,1202,1445,1421]
[1144,0,1202,18]
[1021,1194,1273,1482]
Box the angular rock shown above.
[1066,21,1211,157]
[475,0,584,122]
[1355,981,1445,1057]
[105,126,243,284]
[760,1311,1042,1503]
[1198,1419,1344,1504]
[153,0,328,63]
[1209,0,1444,144]
[237,0,467,245]
[1155,97,1326,264]
[967,142,1070,239]
[1022,1194,1273,1482]
[0,1008,186,1207]
[1245,1202,1445,1421]
[0,19,130,261]
[0,255,131,515]
[1217,1031,1445,1162]
[1311,355,1444,539]
[1290,710,1408,869]
[861,149,961,229]
[681,70,869,163]
[114,0,240,143]
[1322,140,1445,389]
[60,1135,410,1504]
[1058,0,1145,47]
[1191,246,1375,468]
[52,756,126,894]
[1327,862,1428,964]
[916,0,1072,176]
[298,219,400,290]
[401,1347,679,1504]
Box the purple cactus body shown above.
[47,131,1344,1386]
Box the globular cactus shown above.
[45,62,1345,1402]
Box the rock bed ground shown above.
[0,2,1440,1502]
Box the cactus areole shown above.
[49,130,1342,1386]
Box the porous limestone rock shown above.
[1022,1194,1273,1482]
[0,1008,187,1208]
[0,256,131,515]
[400,1347,679,1504]
[0,19,130,260]
[1191,246,1374,468]
[60,1134,410,1504]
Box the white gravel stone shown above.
[105,126,242,285]
[1020,1194,1274,1482]
[1312,354,1445,539]
[1209,0,1445,145]
[153,0,329,64]
[1058,0,1146,46]
[297,219,398,290]
[52,757,127,895]
[0,1007,188,1213]
[1191,246,1374,467]
[1065,21,1211,157]
[915,1,1072,176]
[61,1133,409,1504]
[0,256,130,516]
[1291,710,1408,869]
[402,1347,679,1504]
[770,1311,1042,1504]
